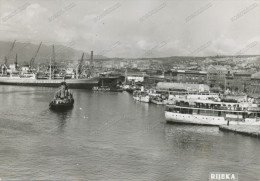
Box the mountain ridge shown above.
[0,41,107,65]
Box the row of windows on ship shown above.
[174,101,251,111]
[166,107,260,118]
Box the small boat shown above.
[92,86,110,91]
[133,90,150,103]
[92,85,123,92]
[151,97,165,105]
[49,81,74,110]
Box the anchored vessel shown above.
[165,99,260,126]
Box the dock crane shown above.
[15,53,18,69]
[29,42,42,68]
[1,40,16,75]
[77,53,84,78]
[51,44,55,65]
[160,64,165,78]
[4,40,16,65]
[51,44,58,72]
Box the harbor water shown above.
[0,85,259,180]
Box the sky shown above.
[0,0,259,58]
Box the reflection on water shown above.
[0,85,259,181]
[50,108,73,132]
[164,124,218,158]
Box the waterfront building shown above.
[171,69,207,84]
[207,65,228,88]
[126,72,147,83]
[137,62,151,70]
[249,72,260,94]
[226,71,251,92]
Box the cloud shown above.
[0,0,259,58]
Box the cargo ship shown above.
[0,75,99,89]
[0,43,100,89]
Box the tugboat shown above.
[49,81,74,110]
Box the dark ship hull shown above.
[49,99,74,110]
[0,77,99,89]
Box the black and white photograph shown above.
[0,0,259,180]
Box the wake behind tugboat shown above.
[49,81,74,110]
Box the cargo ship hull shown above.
[0,77,99,89]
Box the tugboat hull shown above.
[49,99,74,110]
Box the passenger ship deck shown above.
[165,99,260,126]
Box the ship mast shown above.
[125,68,127,84]
[49,57,52,79]
[52,44,55,68]
[90,50,93,77]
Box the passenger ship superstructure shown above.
[164,91,220,105]
[165,99,260,126]
[148,89,220,105]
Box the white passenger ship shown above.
[165,99,260,126]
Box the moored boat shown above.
[92,86,110,91]
[133,90,150,103]
[92,86,123,92]
[165,99,260,126]
[150,95,166,105]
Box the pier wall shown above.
[219,125,260,138]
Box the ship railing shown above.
[170,104,247,112]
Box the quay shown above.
[219,125,260,138]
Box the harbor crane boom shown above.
[160,64,165,77]
[4,40,16,64]
[29,42,42,67]
[78,53,84,75]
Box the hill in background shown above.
[0,41,107,65]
